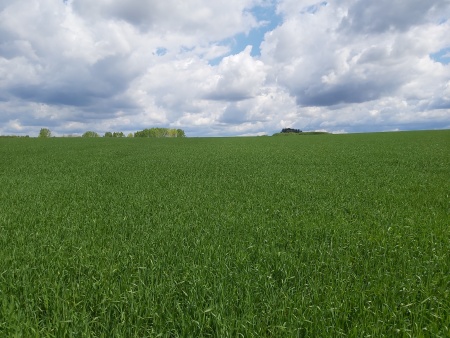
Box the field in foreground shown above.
[0,130,449,337]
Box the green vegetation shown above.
[104,132,125,138]
[134,127,186,138]
[0,130,449,337]
[38,128,52,138]
[82,131,100,138]
[273,131,329,136]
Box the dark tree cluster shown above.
[0,135,30,138]
[281,128,302,133]
[104,132,125,137]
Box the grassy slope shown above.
[0,130,449,337]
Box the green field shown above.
[1,130,449,337]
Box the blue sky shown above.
[209,3,283,65]
[241,4,283,56]
[431,47,450,65]
[0,0,449,136]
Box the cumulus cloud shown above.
[0,0,449,136]
[260,0,450,131]
[340,0,448,34]
[207,46,266,101]
[70,0,260,46]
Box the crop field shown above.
[0,130,449,337]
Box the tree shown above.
[38,128,51,138]
[104,132,113,137]
[167,128,177,137]
[281,128,302,134]
[127,133,133,138]
[113,132,125,137]
[134,128,186,138]
[82,131,99,138]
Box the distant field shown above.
[1,130,449,337]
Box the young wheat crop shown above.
[0,130,449,337]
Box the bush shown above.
[134,128,186,138]
[82,131,99,138]
[38,128,51,138]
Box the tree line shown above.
[37,128,186,138]
[134,128,185,138]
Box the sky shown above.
[1,0,449,137]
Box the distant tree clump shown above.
[127,133,134,138]
[0,135,30,138]
[104,131,125,137]
[38,128,52,138]
[82,131,100,138]
[281,128,302,134]
[273,130,329,136]
[134,128,186,138]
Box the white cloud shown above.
[70,0,260,44]
[207,46,267,101]
[261,0,450,130]
[339,0,448,34]
[0,0,449,136]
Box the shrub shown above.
[82,131,99,138]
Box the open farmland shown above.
[0,130,449,337]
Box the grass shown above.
[0,130,449,337]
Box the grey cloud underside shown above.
[219,103,248,124]
[428,98,450,110]
[204,92,253,102]
[339,0,447,34]
[70,0,258,39]
[298,85,377,106]
[288,62,407,107]
[9,80,129,108]
[296,80,397,107]
[7,54,138,108]
[11,85,93,106]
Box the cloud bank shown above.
[1,0,449,136]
